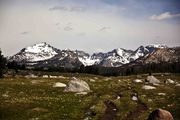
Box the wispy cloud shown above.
[63,23,73,31]
[49,6,85,12]
[64,26,73,31]
[20,31,29,35]
[99,27,111,31]
[149,12,180,21]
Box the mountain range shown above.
[8,42,180,69]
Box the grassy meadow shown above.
[0,72,180,120]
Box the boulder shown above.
[146,76,160,85]
[64,77,90,92]
[147,108,174,120]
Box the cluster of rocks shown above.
[133,75,175,119]
[42,75,66,79]
[24,74,68,79]
[133,75,179,90]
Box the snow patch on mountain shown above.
[78,57,100,66]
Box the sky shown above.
[0,0,180,56]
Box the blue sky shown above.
[0,0,180,56]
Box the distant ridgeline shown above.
[7,42,180,76]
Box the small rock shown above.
[31,80,38,84]
[166,79,175,84]
[153,83,160,86]
[141,95,146,97]
[19,91,24,94]
[175,84,180,87]
[2,94,9,98]
[167,104,174,107]
[21,82,25,85]
[90,79,95,82]
[53,82,66,87]
[147,108,174,120]
[148,99,153,102]
[90,105,95,110]
[58,76,66,79]
[105,78,111,81]
[132,96,138,101]
[76,92,88,95]
[42,75,49,78]
[116,96,121,100]
[49,75,57,78]
[137,75,142,78]
[158,93,166,96]
[83,117,89,120]
[142,85,156,90]
[30,118,39,120]
[26,74,38,78]
[133,79,142,83]
[128,86,131,90]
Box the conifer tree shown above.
[0,49,6,78]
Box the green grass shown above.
[0,73,180,120]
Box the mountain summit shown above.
[9,42,59,62]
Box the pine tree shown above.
[0,49,6,78]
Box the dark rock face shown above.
[147,109,174,120]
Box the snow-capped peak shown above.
[24,42,56,54]
[11,42,59,62]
